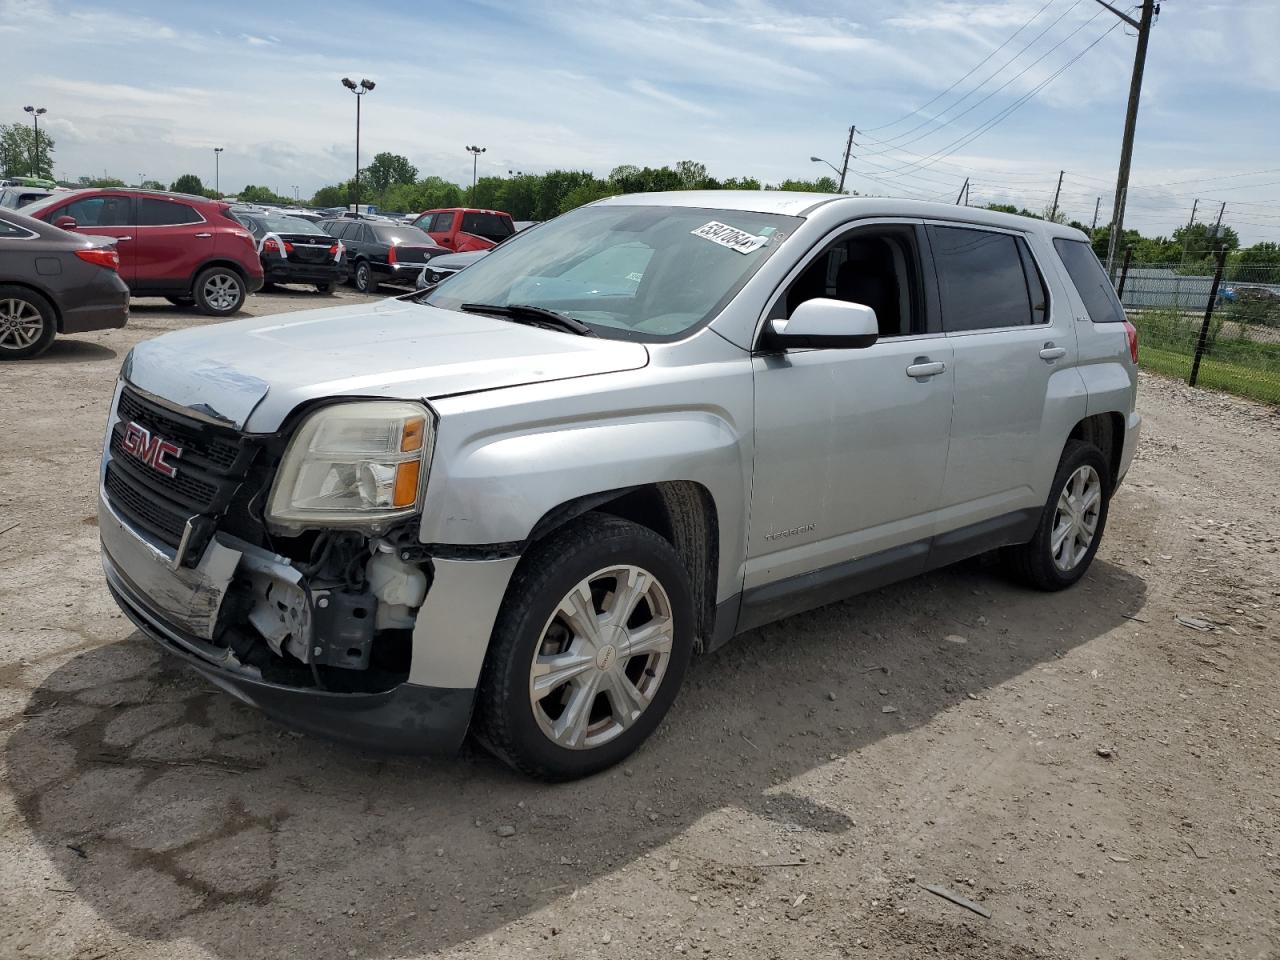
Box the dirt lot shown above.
[1,290,1277,960]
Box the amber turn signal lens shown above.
[401,417,426,452]
[393,460,421,507]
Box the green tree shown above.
[311,184,350,208]
[170,173,207,196]
[466,175,507,210]
[139,179,167,191]
[1228,241,1280,284]
[238,184,288,204]
[1,123,55,179]
[1172,221,1239,265]
[768,176,838,192]
[365,153,418,194]
[77,175,126,188]
[558,178,615,213]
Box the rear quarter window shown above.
[1053,238,1126,323]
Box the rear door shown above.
[926,223,1085,538]
[133,197,210,291]
[54,194,136,284]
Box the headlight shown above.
[267,401,433,532]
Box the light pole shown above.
[23,106,47,179]
[466,145,486,189]
[341,77,376,213]
[213,147,223,195]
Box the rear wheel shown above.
[1005,440,1111,591]
[353,261,377,294]
[192,267,246,316]
[0,286,56,360]
[316,281,336,294]
[474,514,695,780]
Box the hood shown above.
[124,298,649,432]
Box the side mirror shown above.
[53,215,78,231]
[764,297,879,350]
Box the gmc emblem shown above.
[121,421,182,478]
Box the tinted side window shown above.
[928,226,1035,332]
[1053,238,1126,323]
[461,212,514,241]
[137,198,202,226]
[432,212,455,233]
[0,218,34,238]
[322,221,348,239]
[63,195,133,227]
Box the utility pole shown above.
[1050,169,1065,221]
[1091,196,1101,233]
[1100,0,1158,277]
[1212,201,1226,237]
[956,177,969,206]
[1187,198,1199,227]
[1180,198,1200,263]
[838,125,855,193]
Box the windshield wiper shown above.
[460,302,597,337]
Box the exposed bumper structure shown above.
[98,481,517,754]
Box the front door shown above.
[746,222,954,605]
[54,193,136,284]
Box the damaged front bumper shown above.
[99,488,517,754]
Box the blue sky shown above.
[4,0,1279,242]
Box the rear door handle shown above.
[1039,343,1067,362]
[906,359,946,380]
[114,235,133,241]
[194,232,212,238]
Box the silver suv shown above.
[99,191,1140,780]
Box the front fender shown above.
[419,376,753,605]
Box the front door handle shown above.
[906,358,946,380]
[1039,343,1067,362]
[114,235,133,241]
[194,232,213,238]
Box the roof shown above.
[36,187,222,205]
[592,190,1089,241]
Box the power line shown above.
[863,0,1061,133]
[861,0,1093,152]
[875,21,1123,178]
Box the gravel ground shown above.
[1,291,1277,960]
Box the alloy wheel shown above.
[202,273,240,311]
[0,298,45,351]
[528,565,674,750]
[1051,464,1102,572]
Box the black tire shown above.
[192,266,246,317]
[474,514,696,781]
[352,261,377,294]
[0,285,57,360]
[164,295,195,308]
[1005,440,1111,591]
[260,280,277,292]
[316,281,335,294]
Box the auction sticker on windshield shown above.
[690,221,769,254]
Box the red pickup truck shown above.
[412,207,515,252]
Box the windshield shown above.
[253,215,329,236]
[425,204,799,341]
[374,224,435,246]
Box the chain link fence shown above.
[1117,254,1280,405]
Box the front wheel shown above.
[474,514,695,780]
[1004,440,1111,591]
[192,267,246,316]
[0,285,57,360]
[316,281,335,294]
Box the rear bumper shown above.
[378,262,434,284]
[61,298,129,334]
[263,259,349,285]
[103,544,475,755]
[1116,410,1141,486]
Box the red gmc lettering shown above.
[121,421,182,478]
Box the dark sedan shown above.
[234,213,349,293]
[320,218,443,293]
[0,207,128,360]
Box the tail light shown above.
[1123,319,1139,364]
[75,247,119,271]
[262,238,295,255]
[387,244,397,265]
[328,243,339,259]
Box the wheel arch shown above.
[0,280,62,332]
[522,482,721,653]
[1067,411,1124,488]
[189,258,250,292]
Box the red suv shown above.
[23,189,264,315]
[412,207,515,252]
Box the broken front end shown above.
[98,380,516,752]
